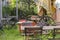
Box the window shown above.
[55,0,60,8]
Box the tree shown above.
[2,0,38,19]
[19,0,37,19]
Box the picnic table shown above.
[17,21,60,32]
[17,21,60,40]
[17,25,60,30]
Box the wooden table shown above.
[17,21,60,33]
[21,26,60,31]
[22,26,60,35]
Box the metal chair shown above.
[24,27,43,40]
[27,15,56,26]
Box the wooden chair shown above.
[24,27,42,40]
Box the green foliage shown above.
[2,6,11,17]
[2,0,38,18]
[0,28,60,40]
[19,0,38,18]
[9,0,16,8]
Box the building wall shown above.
[35,0,51,14]
[55,0,60,23]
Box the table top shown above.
[17,21,60,30]
[22,26,60,30]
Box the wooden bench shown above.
[24,27,42,40]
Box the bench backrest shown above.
[25,27,42,36]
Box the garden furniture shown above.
[24,27,42,40]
